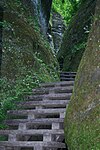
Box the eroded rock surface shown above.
[64,0,100,149]
[57,0,97,71]
[51,11,66,53]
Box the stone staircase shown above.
[0,72,76,150]
[60,72,76,81]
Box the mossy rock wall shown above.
[57,0,97,71]
[0,0,59,127]
[64,0,100,149]
[1,0,58,80]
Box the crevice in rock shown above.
[51,11,66,53]
[40,0,52,35]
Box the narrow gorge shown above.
[0,0,100,150]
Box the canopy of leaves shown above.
[52,0,81,24]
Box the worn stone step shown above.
[60,75,75,78]
[52,86,73,93]
[27,93,72,101]
[0,141,66,148]
[5,118,64,126]
[32,86,73,95]
[0,129,64,136]
[60,77,75,80]
[60,72,76,75]
[40,81,74,88]
[0,147,6,150]
[60,72,76,76]
[18,100,69,109]
[7,108,66,117]
[60,78,75,81]
[32,88,49,95]
[0,74,76,150]
[47,93,72,100]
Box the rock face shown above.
[51,11,66,53]
[0,0,59,131]
[57,0,97,71]
[0,0,58,80]
[23,0,52,35]
[64,0,100,149]
[0,6,3,71]
[40,0,52,35]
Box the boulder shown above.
[57,0,97,71]
[64,0,100,149]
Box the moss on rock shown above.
[57,0,96,71]
[64,0,100,149]
[0,0,59,128]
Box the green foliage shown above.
[57,0,96,71]
[52,0,80,24]
[0,20,12,30]
[61,41,87,71]
[4,0,40,32]
[0,52,59,129]
[0,0,59,130]
[72,42,86,54]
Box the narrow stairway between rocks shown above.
[0,72,76,150]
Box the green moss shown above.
[52,0,80,25]
[57,0,96,71]
[0,0,59,128]
[65,113,100,149]
[64,0,100,149]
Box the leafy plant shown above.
[72,42,86,54]
[0,0,59,131]
[52,0,80,25]
[0,54,59,129]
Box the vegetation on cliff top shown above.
[52,0,80,24]
[57,0,96,72]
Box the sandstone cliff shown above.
[57,0,96,71]
[0,0,58,80]
[51,10,66,53]
[0,0,59,125]
[64,0,100,149]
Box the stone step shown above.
[40,81,74,88]
[51,86,73,93]
[18,100,69,109]
[27,93,72,101]
[32,88,49,95]
[60,75,75,78]
[60,78,75,81]
[0,141,66,148]
[5,118,64,126]
[60,72,76,77]
[7,108,66,117]
[0,74,76,150]
[60,72,76,75]
[32,86,73,95]
[0,129,64,136]
[0,147,6,150]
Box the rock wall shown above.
[40,0,52,35]
[64,0,100,149]
[0,6,3,72]
[51,11,66,53]
[0,0,59,118]
[21,0,52,35]
[57,0,97,71]
[0,0,58,79]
